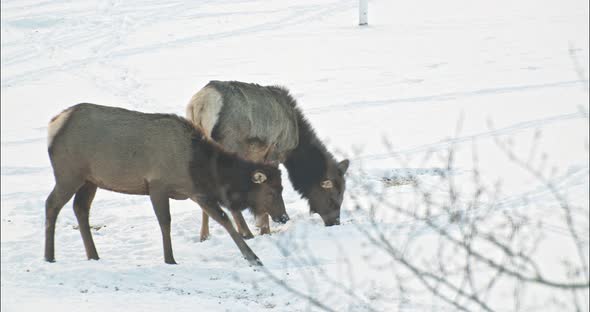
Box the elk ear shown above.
[321,180,333,189]
[252,171,267,184]
[337,159,350,175]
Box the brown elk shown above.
[45,103,288,266]
[187,81,349,240]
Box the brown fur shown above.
[45,103,287,266]
[187,81,349,238]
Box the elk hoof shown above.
[248,257,263,266]
[165,259,178,265]
[242,233,254,240]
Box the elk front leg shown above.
[149,182,176,264]
[195,198,262,266]
[256,213,270,235]
[200,211,210,242]
[231,211,254,239]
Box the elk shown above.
[45,103,288,266]
[187,81,349,240]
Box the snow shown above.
[1,0,588,311]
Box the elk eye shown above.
[321,180,333,189]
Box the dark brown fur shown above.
[45,103,287,266]
[188,82,349,233]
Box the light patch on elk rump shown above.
[47,107,74,148]
[186,86,224,137]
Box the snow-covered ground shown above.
[1,0,588,311]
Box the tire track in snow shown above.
[105,0,355,59]
[305,79,589,115]
[1,166,49,176]
[354,111,587,162]
[0,1,354,88]
[349,164,589,242]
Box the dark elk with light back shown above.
[44,103,288,266]
[187,81,349,240]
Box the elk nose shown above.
[325,217,340,226]
[277,213,290,224]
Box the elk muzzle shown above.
[273,213,290,224]
[324,217,340,226]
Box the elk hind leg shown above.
[73,182,99,260]
[45,178,84,262]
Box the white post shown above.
[359,0,368,26]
